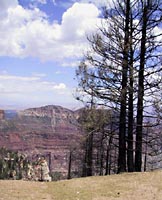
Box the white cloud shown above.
[53,83,66,90]
[0,73,77,108]
[0,0,18,11]
[0,1,100,62]
[0,74,67,93]
[61,2,100,40]
[153,26,162,42]
[55,70,64,74]
[61,60,81,67]
[0,0,18,19]
[32,73,47,77]
[0,1,100,109]
[0,74,40,81]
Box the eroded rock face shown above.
[0,110,5,120]
[0,105,82,177]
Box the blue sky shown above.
[1,0,161,110]
[0,0,108,110]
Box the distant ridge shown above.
[0,104,82,176]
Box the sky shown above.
[0,0,109,110]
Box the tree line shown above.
[73,0,161,175]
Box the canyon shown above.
[0,105,161,179]
[0,105,83,177]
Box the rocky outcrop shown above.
[0,148,52,181]
[37,157,51,181]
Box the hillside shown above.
[0,170,162,200]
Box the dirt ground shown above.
[0,170,162,200]
[0,180,52,200]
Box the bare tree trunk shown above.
[86,133,93,176]
[127,13,134,172]
[67,150,72,179]
[82,133,93,177]
[118,0,130,173]
[135,1,148,172]
[99,131,104,176]
[144,126,149,172]
[105,119,113,175]
[105,136,113,175]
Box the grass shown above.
[0,170,162,200]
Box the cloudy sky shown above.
[0,0,108,110]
